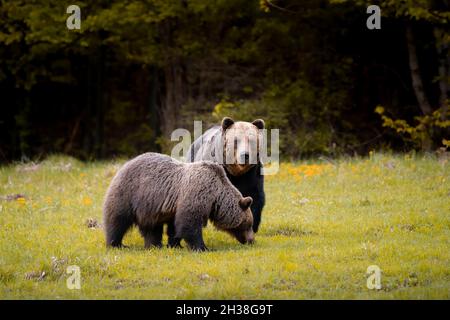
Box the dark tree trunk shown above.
[160,19,187,142]
[162,63,181,138]
[94,43,107,158]
[149,65,160,150]
[435,28,449,120]
[406,23,432,116]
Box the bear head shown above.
[221,117,265,176]
[213,196,255,244]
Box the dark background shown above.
[0,0,448,163]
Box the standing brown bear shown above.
[103,152,254,251]
[187,117,265,233]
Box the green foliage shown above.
[330,0,450,24]
[375,105,450,150]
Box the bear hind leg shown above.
[105,213,133,248]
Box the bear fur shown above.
[103,152,254,251]
[187,117,265,233]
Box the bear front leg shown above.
[167,219,182,248]
[175,209,209,251]
[139,224,163,248]
[184,232,208,252]
[250,195,264,233]
[177,225,208,252]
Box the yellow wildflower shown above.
[82,197,93,206]
[45,196,52,204]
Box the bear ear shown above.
[222,117,235,131]
[239,197,253,210]
[252,119,265,130]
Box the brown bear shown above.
[103,152,254,251]
[187,117,265,233]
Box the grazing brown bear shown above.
[103,152,254,251]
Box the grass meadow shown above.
[0,153,449,299]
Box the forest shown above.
[0,0,448,162]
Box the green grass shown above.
[0,153,449,299]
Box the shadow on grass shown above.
[106,242,255,253]
[261,226,317,237]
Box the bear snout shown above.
[242,229,255,244]
[246,231,255,244]
[230,228,255,245]
[240,152,250,164]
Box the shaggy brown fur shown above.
[188,118,264,176]
[103,152,254,251]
